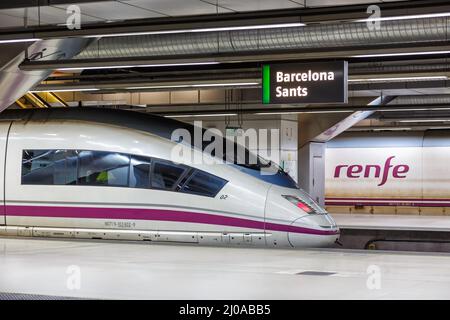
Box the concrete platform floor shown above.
[1,237,450,300]
[333,214,450,232]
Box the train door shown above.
[312,155,325,206]
[0,122,11,225]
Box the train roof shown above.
[0,107,192,141]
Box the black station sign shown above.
[262,61,348,104]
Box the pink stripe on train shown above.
[4,205,338,236]
[325,197,450,207]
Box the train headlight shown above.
[282,195,316,214]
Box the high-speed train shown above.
[325,130,450,216]
[0,108,339,248]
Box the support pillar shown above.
[298,142,326,206]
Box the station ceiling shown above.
[0,0,449,131]
[0,1,409,28]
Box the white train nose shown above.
[287,214,340,248]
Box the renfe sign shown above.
[333,156,410,187]
[262,61,348,104]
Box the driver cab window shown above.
[151,160,187,190]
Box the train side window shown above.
[77,151,130,187]
[54,150,78,185]
[22,150,78,185]
[151,160,187,190]
[129,155,151,189]
[21,150,226,197]
[181,170,227,197]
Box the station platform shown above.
[1,237,450,299]
[333,214,450,232]
[333,214,450,252]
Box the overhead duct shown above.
[75,18,450,60]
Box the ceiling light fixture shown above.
[165,113,238,118]
[378,108,429,112]
[430,108,450,111]
[255,112,302,115]
[398,119,450,123]
[57,61,221,71]
[29,88,100,93]
[254,110,353,115]
[348,76,448,82]
[307,110,354,114]
[0,38,41,44]
[372,127,412,131]
[29,82,259,93]
[191,82,259,87]
[355,12,450,23]
[351,51,450,58]
[428,126,450,130]
[126,82,259,90]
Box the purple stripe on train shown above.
[326,197,450,202]
[4,205,339,236]
[325,201,450,207]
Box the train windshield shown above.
[221,141,298,189]
[177,124,299,189]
